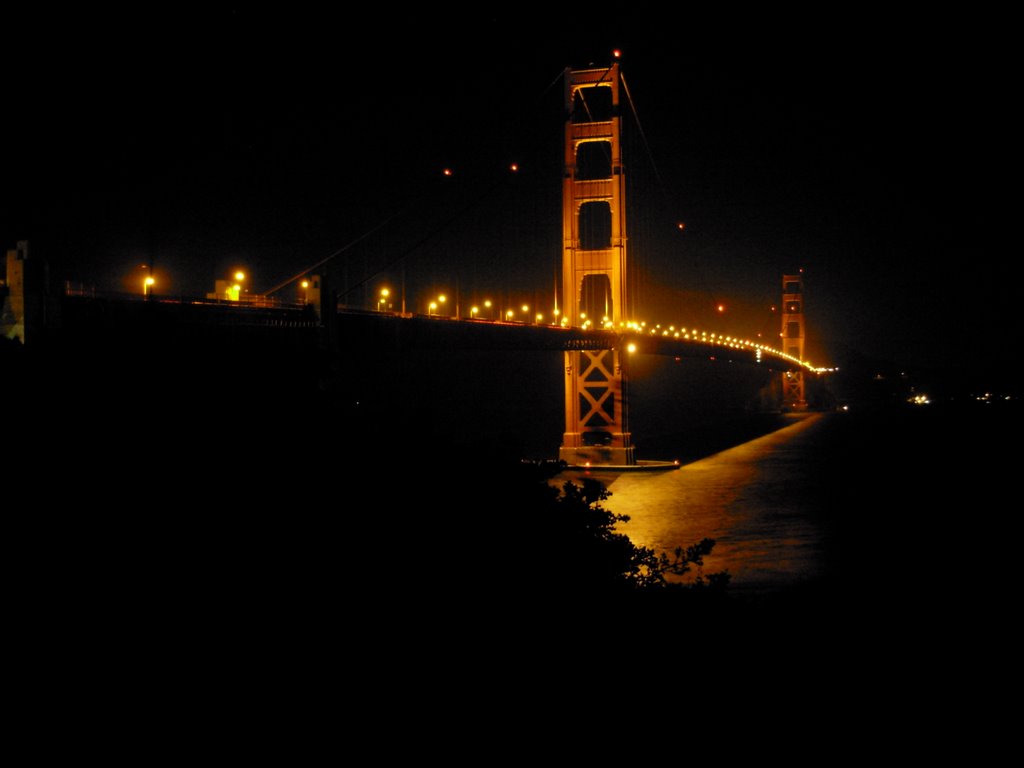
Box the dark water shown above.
[561,401,1020,613]
[578,414,833,594]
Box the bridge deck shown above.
[48,294,805,372]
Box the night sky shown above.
[4,9,1016,385]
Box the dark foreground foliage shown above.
[491,460,730,597]
[555,474,730,593]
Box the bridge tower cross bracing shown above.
[781,273,807,409]
[559,63,635,466]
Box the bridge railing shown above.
[63,283,310,311]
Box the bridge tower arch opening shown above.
[781,273,807,409]
[559,63,634,465]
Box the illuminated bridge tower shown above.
[781,273,807,409]
[559,63,635,466]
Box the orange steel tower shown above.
[559,63,634,465]
[781,273,807,409]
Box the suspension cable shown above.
[265,66,571,302]
[261,210,405,297]
[337,174,513,302]
[620,73,665,188]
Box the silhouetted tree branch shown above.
[518,463,730,594]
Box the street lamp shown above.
[505,309,514,321]
[234,271,246,282]
[470,306,479,319]
[143,275,155,297]
[429,301,438,316]
[484,299,492,319]
[536,313,543,324]
[378,288,390,311]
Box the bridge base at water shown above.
[559,445,636,467]
[561,458,681,472]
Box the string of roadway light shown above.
[393,285,830,375]
[138,267,831,375]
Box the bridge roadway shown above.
[335,308,805,373]
[54,293,805,373]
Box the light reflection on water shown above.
[562,414,831,593]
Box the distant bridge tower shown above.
[559,63,635,466]
[781,273,807,409]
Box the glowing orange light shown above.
[144,276,155,287]
[438,294,447,304]
[234,271,245,282]
[677,222,685,231]
[510,163,519,172]
[484,300,492,308]
[521,304,529,313]
[300,280,309,289]
[717,304,725,313]
[612,49,621,59]
[443,168,453,177]
[627,342,637,353]
[380,288,390,298]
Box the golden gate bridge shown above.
[3,59,830,466]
